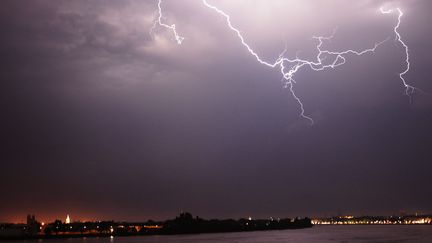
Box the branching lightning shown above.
[152,0,415,124]
[150,0,184,44]
[201,0,389,125]
[380,7,415,97]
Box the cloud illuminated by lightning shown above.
[203,0,389,124]
[152,0,414,124]
[380,7,415,97]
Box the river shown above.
[2,225,432,242]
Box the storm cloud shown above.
[0,0,431,222]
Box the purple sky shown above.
[1,0,432,223]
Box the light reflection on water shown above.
[5,226,432,243]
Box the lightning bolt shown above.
[201,0,389,124]
[152,0,414,124]
[380,7,416,97]
[150,0,184,44]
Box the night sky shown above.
[1,0,432,223]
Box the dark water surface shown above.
[4,226,432,242]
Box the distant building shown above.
[65,215,71,224]
[0,214,40,238]
[26,214,39,235]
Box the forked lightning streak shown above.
[152,0,415,124]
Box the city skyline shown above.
[4,212,432,226]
